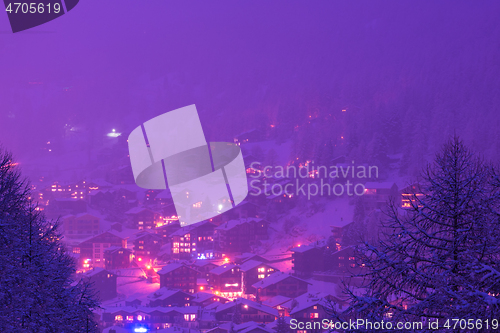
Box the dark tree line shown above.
[332,138,500,332]
[0,148,99,332]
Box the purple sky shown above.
[1,1,499,172]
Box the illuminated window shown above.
[126,315,133,321]
[313,306,317,309]
[184,314,189,321]
[258,267,265,273]
[258,274,265,279]
[190,314,196,321]
[73,247,80,254]
[349,257,355,261]
[115,315,123,321]
[310,313,319,319]
[137,315,143,321]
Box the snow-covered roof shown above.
[239,260,276,272]
[157,263,197,275]
[77,230,125,244]
[261,295,292,308]
[290,242,325,253]
[288,291,339,315]
[84,267,110,278]
[252,272,311,289]
[205,301,222,310]
[235,253,269,263]
[191,260,218,268]
[147,287,189,301]
[171,220,214,237]
[215,298,278,317]
[192,292,221,303]
[239,324,273,333]
[209,264,238,275]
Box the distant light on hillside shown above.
[107,129,122,137]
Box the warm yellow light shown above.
[138,258,142,262]
[200,286,204,290]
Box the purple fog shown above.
[1,1,500,332]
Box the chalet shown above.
[132,231,162,262]
[215,298,278,323]
[125,207,161,230]
[400,183,424,209]
[209,264,242,296]
[125,294,143,307]
[288,292,346,324]
[157,263,199,293]
[363,182,399,211]
[214,218,268,254]
[171,221,216,260]
[146,288,193,307]
[155,220,181,244]
[261,296,292,316]
[103,246,132,270]
[46,180,87,200]
[329,246,357,273]
[87,190,113,208]
[75,231,127,269]
[239,260,278,295]
[82,267,117,301]
[291,242,326,278]
[235,253,270,264]
[191,292,229,307]
[102,306,199,330]
[62,213,100,239]
[190,260,219,280]
[252,272,310,301]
